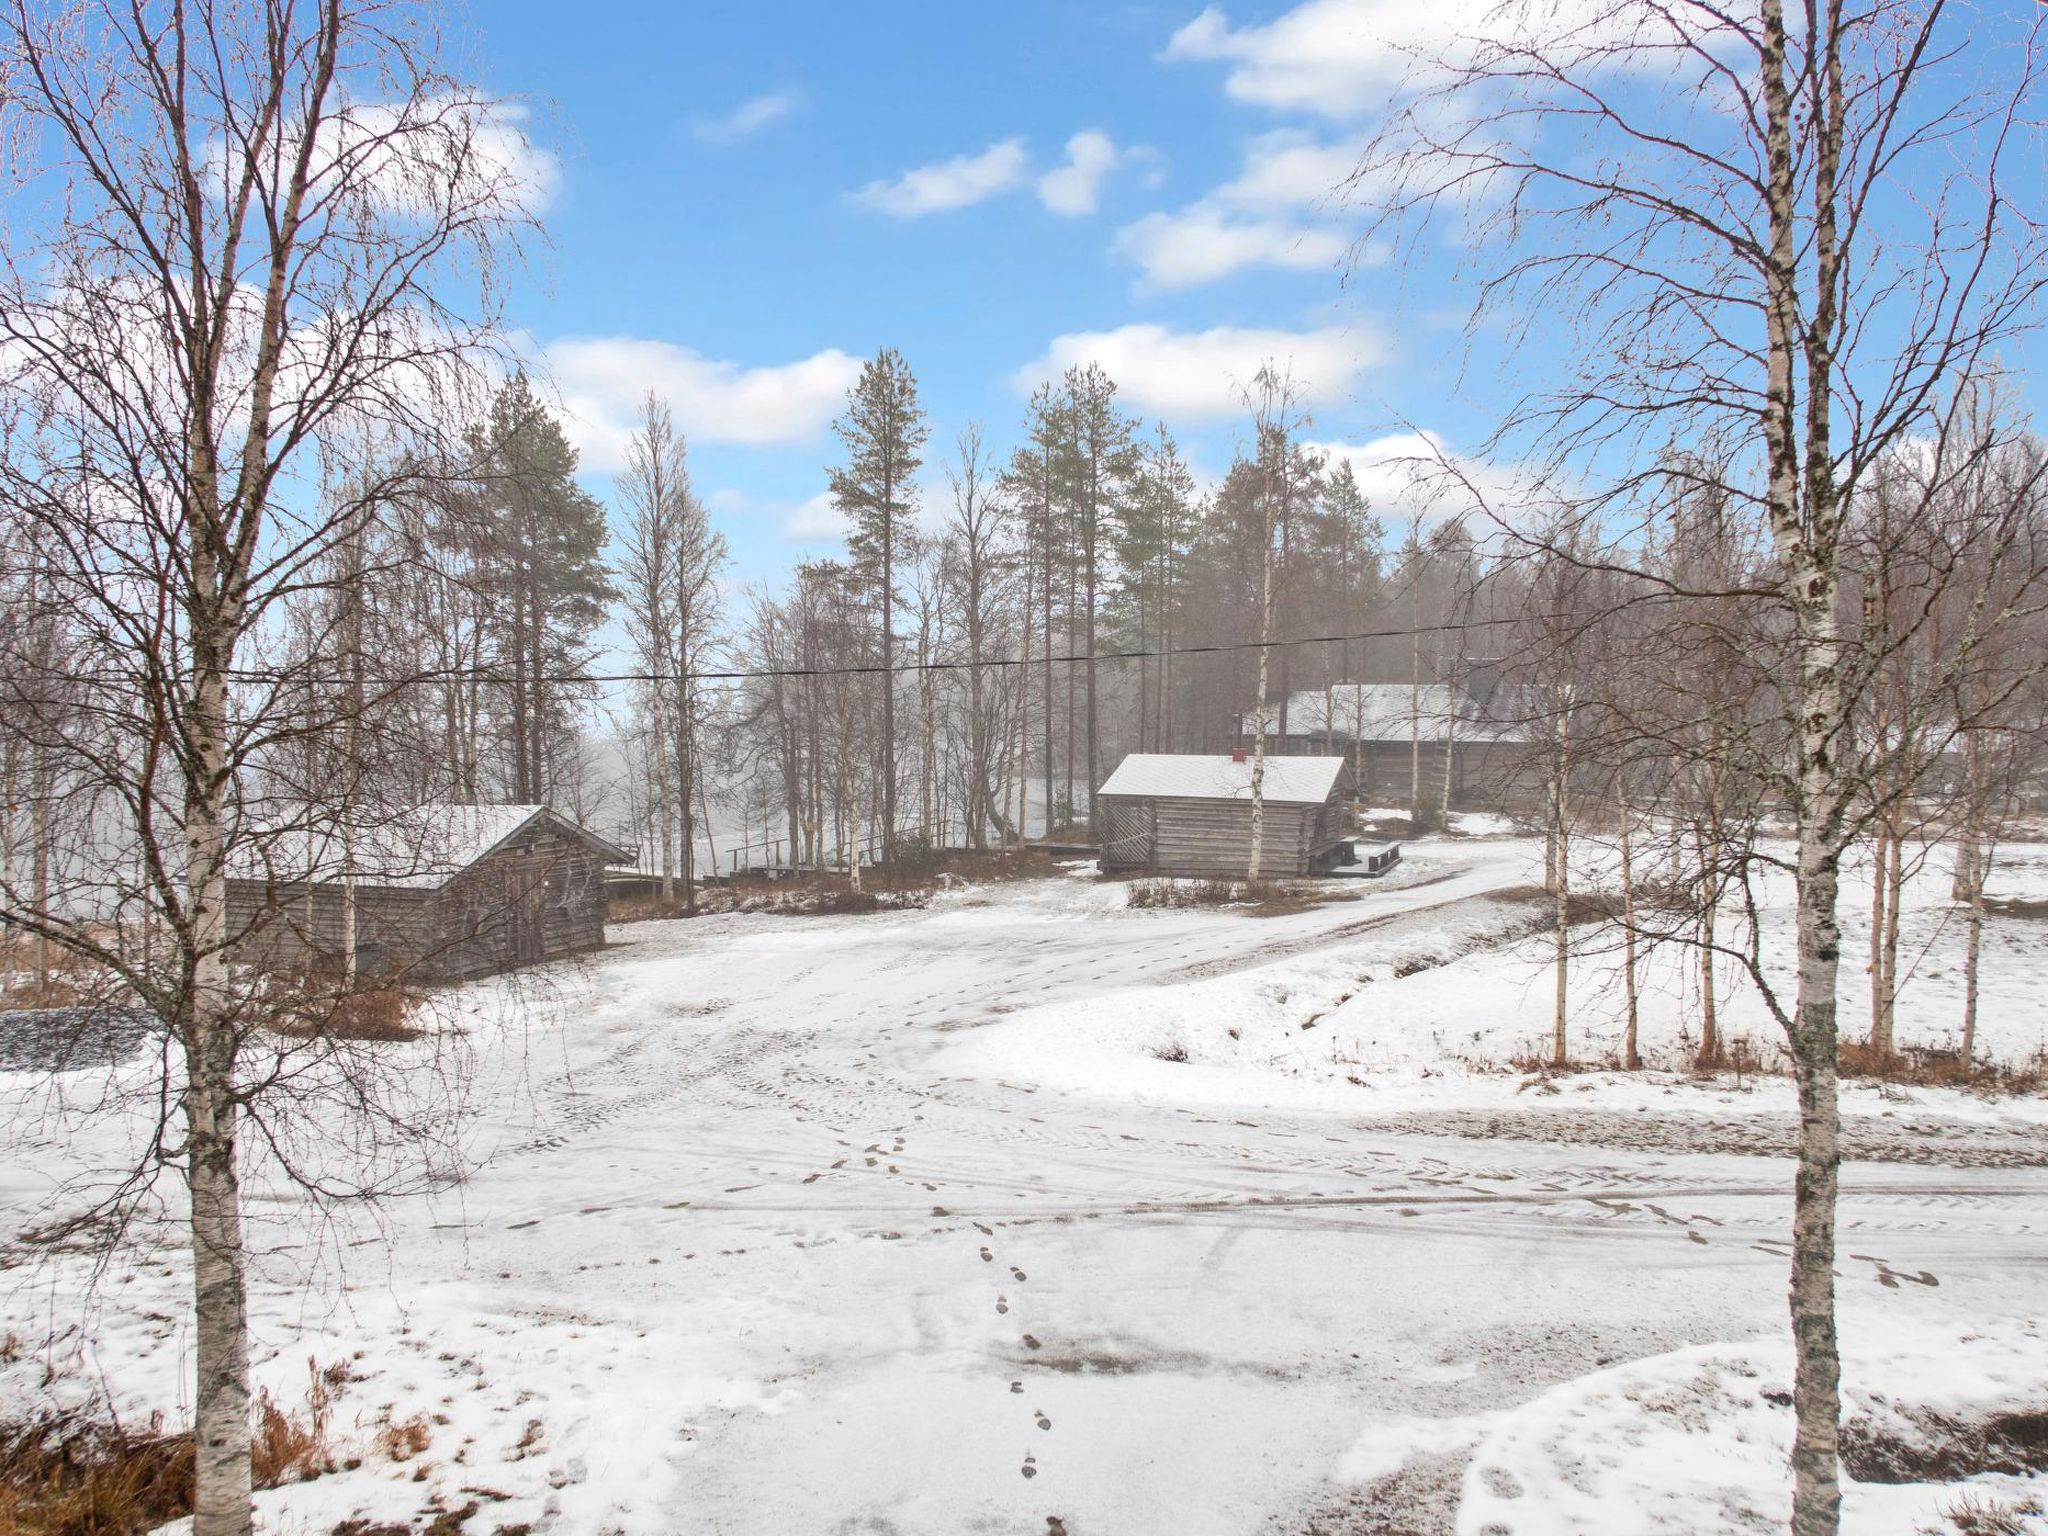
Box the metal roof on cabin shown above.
[1097,754,1347,804]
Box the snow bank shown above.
[1447,1314,2048,1535]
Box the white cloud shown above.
[1165,0,1489,114]
[691,89,799,144]
[1111,129,1366,289]
[850,139,1029,217]
[1113,205,1348,289]
[539,336,862,472]
[1216,129,1363,209]
[1036,130,1123,216]
[1166,0,1713,117]
[1014,323,1383,420]
[783,491,845,540]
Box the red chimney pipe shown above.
[1231,748,1249,764]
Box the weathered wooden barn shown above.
[226,805,630,982]
[1097,753,1349,879]
[1238,684,1535,806]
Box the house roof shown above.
[1098,753,1347,805]
[1240,683,1527,744]
[232,804,631,892]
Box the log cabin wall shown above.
[226,819,614,983]
[1099,793,1343,878]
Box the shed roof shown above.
[1098,753,1346,805]
[232,804,631,891]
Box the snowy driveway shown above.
[7,841,2046,1535]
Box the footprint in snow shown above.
[1035,1411,1052,1431]
[980,1247,993,1263]
[1011,1266,1027,1282]
[996,1295,1009,1315]
[1010,1381,1024,1395]
[1021,1453,1038,1479]
[1022,1334,1042,1350]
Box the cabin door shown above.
[1101,800,1151,868]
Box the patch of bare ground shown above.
[1277,1451,1465,1536]
[1845,1404,2048,1484]
[1983,894,2048,920]
[1347,1105,2048,1166]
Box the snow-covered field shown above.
[3,835,2046,1534]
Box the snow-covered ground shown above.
[3,835,2045,1534]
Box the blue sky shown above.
[471,0,1482,587]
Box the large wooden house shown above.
[226,805,630,982]
[1096,753,1349,879]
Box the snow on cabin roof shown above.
[1239,684,1526,744]
[231,804,630,891]
[1097,753,1347,805]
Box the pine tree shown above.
[1059,364,1137,836]
[464,373,614,803]
[830,348,929,863]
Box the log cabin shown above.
[1096,753,1349,879]
[1236,683,1537,806]
[226,804,631,982]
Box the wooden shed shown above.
[1096,754,1350,879]
[226,804,631,982]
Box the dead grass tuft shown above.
[1488,886,1620,924]
[0,1359,350,1534]
[250,1359,337,1487]
[1151,1042,1190,1063]
[375,1409,433,1463]
[1124,877,1321,912]
[1925,1491,2045,1535]
[1838,1040,2048,1095]
[275,985,423,1043]
[0,976,89,1012]
[0,1412,192,1536]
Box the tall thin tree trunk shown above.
[1550,708,1570,1068]
[1247,478,1276,883]
[1618,777,1641,1071]
[186,580,252,1536]
[1876,812,1903,1057]
[1868,817,1889,1047]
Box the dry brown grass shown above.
[0,977,89,1013]
[0,1413,192,1536]
[270,982,423,1043]
[0,1359,351,1535]
[374,1410,432,1463]
[1838,1039,2047,1094]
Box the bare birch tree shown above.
[0,4,530,1531]
[1349,3,2048,1528]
